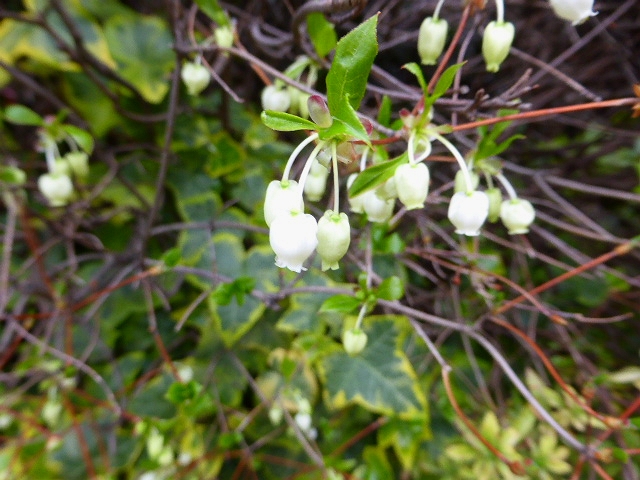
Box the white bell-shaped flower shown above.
[347,174,366,213]
[264,180,303,226]
[317,210,351,271]
[261,85,291,112]
[269,211,318,272]
[38,173,74,207]
[181,62,210,96]
[64,151,89,179]
[482,21,515,72]
[418,17,449,66]
[343,328,367,355]
[304,159,329,202]
[549,0,597,25]
[375,176,398,201]
[363,190,395,223]
[500,198,535,234]
[447,190,489,236]
[394,162,430,210]
[486,187,503,223]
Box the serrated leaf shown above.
[348,155,405,198]
[326,15,378,127]
[4,105,44,126]
[307,12,337,58]
[261,110,317,132]
[320,316,426,418]
[376,276,404,301]
[319,294,361,314]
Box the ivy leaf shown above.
[4,104,44,126]
[325,15,378,137]
[261,110,317,132]
[307,12,337,58]
[320,316,426,418]
[348,155,406,198]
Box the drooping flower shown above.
[454,169,479,193]
[447,190,489,236]
[343,328,367,355]
[264,180,303,227]
[38,173,74,207]
[486,187,503,223]
[316,210,351,270]
[482,21,515,72]
[418,17,449,66]
[181,62,210,96]
[394,162,430,210]
[362,189,395,223]
[549,0,597,25]
[269,211,318,272]
[500,198,535,234]
[261,85,291,112]
[303,159,329,202]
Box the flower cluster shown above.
[37,128,89,207]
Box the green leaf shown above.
[4,105,44,126]
[348,155,406,198]
[307,12,337,58]
[319,294,360,314]
[205,131,246,178]
[376,276,404,301]
[403,62,428,95]
[0,166,26,185]
[424,62,464,110]
[194,0,230,26]
[61,124,94,154]
[165,380,200,404]
[213,276,255,306]
[326,14,378,128]
[261,110,317,132]
[320,316,426,418]
[104,14,175,103]
[61,73,120,136]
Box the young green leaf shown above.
[261,110,317,132]
[61,124,95,154]
[4,104,44,126]
[376,276,405,301]
[194,0,230,26]
[424,62,465,110]
[320,294,361,314]
[326,15,378,133]
[348,155,406,198]
[403,63,428,96]
[307,12,337,58]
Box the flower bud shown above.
[418,17,448,66]
[549,0,597,25]
[394,162,430,210]
[261,85,291,112]
[317,210,350,270]
[482,21,515,73]
[454,169,479,193]
[343,328,367,355]
[307,95,333,128]
[304,170,329,202]
[38,173,74,207]
[264,180,303,227]
[214,24,234,49]
[447,190,489,236]
[375,176,397,201]
[500,198,535,234]
[363,190,395,223]
[347,174,365,213]
[486,187,503,223]
[64,151,89,179]
[269,211,318,272]
[181,62,210,96]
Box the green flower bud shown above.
[500,198,535,234]
[214,24,234,49]
[343,328,367,355]
[482,21,515,73]
[307,95,333,128]
[261,85,291,112]
[38,173,74,207]
[454,169,479,193]
[64,151,89,179]
[317,210,351,270]
[486,187,503,223]
[418,17,448,66]
[181,62,210,95]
